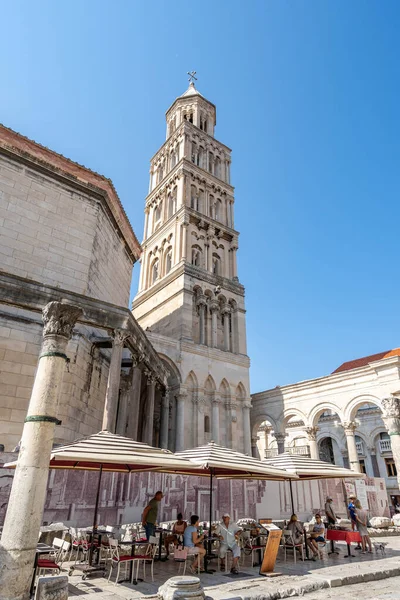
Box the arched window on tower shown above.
[154,203,162,231]
[191,246,202,267]
[167,192,176,219]
[208,152,214,173]
[209,195,215,218]
[212,254,221,275]
[189,112,193,123]
[151,258,159,284]
[191,185,198,211]
[165,248,172,275]
[215,156,221,179]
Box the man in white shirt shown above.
[215,513,242,574]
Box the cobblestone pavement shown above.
[66,536,400,599]
[305,575,400,599]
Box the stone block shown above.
[34,575,68,600]
[158,575,206,600]
[369,516,392,529]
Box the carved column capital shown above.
[210,299,220,313]
[120,372,131,393]
[42,301,82,339]
[381,396,400,419]
[212,394,221,405]
[343,421,357,434]
[304,426,319,441]
[112,328,130,347]
[243,401,252,410]
[197,294,207,308]
[273,432,287,443]
[221,304,231,316]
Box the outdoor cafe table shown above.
[31,543,56,596]
[326,529,362,558]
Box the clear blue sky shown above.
[1,1,399,393]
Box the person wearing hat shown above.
[348,494,357,531]
[324,496,337,527]
[215,513,242,574]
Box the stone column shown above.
[381,396,400,489]
[144,208,150,239]
[102,329,129,433]
[197,295,207,345]
[242,401,252,456]
[304,427,319,459]
[212,395,220,444]
[0,301,82,600]
[222,305,231,352]
[116,373,130,436]
[159,389,170,449]
[231,245,238,278]
[225,402,237,448]
[210,300,219,347]
[251,437,259,458]
[273,432,287,454]
[143,374,156,445]
[181,222,188,261]
[343,421,361,473]
[126,363,142,440]
[175,390,187,452]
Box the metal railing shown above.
[264,445,311,459]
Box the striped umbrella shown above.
[175,442,298,538]
[264,452,365,514]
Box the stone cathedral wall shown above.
[0,153,133,307]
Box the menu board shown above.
[260,529,282,576]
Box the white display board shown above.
[355,479,369,510]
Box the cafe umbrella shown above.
[264,452,366,515]
[4,430,203,575]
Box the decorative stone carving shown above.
[343,421,357,434]
[158,575,206,600]
[304,427,318,441]
[42,301,82,338]
[382,396,400,419]
[35,575,68,600]
[112,328,130,347]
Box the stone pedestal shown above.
[0,301,82,600]
[158,575,205,600]
[35,576,68,600]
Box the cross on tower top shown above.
[187,70,197,84]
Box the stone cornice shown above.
[0,270,168,385]
[0,132,141,262]
[182,158,234,193]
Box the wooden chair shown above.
[282,530,304,563]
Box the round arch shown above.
[251,414,279,438]
[158,354,182,389]
[280,407,308,427]
[308,402,344,428]
[344,394,382,422]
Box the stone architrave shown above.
[35,575,68,600]
[304,427,319,459]
[342,421,361,473]
[381,395,400,489]
[0,301,82,600]
[102,329,130,433]
[273,432,287,454]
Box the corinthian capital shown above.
[42,301,82,339]
[304,426,319,441]
[343,421,357,434]
[273,432,287,443]
[381,396,400,419]
[113,329,130,347]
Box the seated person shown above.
[308,513,325,560]
[164,513,187,557]
[215,513,242,574]
[286,514,304,547]
[183,514,206,573]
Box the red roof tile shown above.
[332,348,400,374]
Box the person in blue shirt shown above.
[348,494,362,549]
[183,515,206,573]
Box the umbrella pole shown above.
[89,465,103,567]
[209,470,213,538]
[289,479,295,515]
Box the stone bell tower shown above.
[132,77,251,454]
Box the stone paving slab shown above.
[66,536,400,599]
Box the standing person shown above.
[355,499,372,553]
[325,496,337,527]
[215,513,243,574]
[142,490,163,540]
[183,514,206,573]
[348,494,362,549]
[164,513,187,557]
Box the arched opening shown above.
[257,419,275,460]
[151,258,159,284]
[319,437,335,464]
[164,248,172,275]
[204,415,210,433]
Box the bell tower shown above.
[132,77,251,454]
